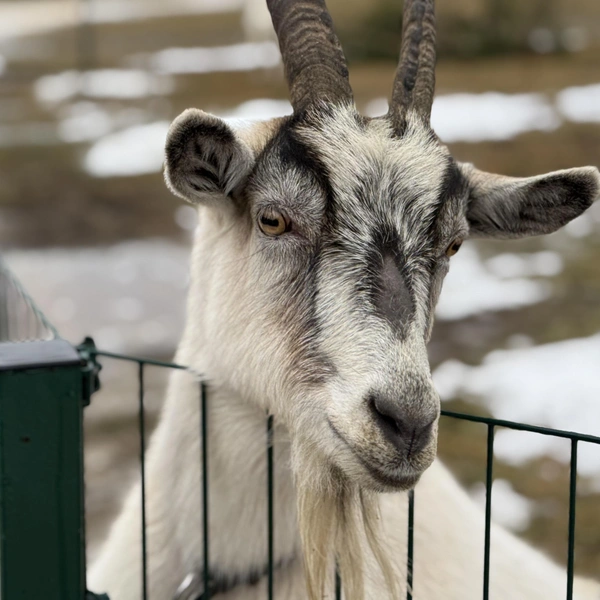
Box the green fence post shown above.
[0,339,87,600]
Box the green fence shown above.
[1,257,599,600]
[0,258,99,600]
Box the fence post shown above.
[0,339,88,600]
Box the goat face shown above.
[164,0,599,492]
[164,104,598,492]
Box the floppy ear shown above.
[460,163,600,239]
[164,109,254,205]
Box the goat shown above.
[89,1,600,598]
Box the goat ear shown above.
[164,109,254,204]
[460,163,600,239]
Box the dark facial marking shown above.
[425,158,465,239]
[273,120,335,206]
[376,252,414,333]
[439,158,464,203]
[363,227,415,338]
[282,245,338,386]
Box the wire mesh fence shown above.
[0,256,58,343]
[87,346,600,600]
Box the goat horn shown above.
[267,0,353,114]
[389,0,437,131]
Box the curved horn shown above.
[267,0,353,114]
[389,0,437,131]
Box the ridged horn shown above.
[266,0,353,114]
[389,0,437,131]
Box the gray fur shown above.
[461,163,600,239]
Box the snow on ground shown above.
[84,121,170,177]
[57,102,113,143]
[80,81,600,177]
[431,93,560,143]
[4,240,190,355]
[34,70,174,105]
[433,335,600,477]
[435,244,552,321]
[82,100,294,178]
[484,251,564,279]
[556,83,600,123]
[149,42,280,75]
[223,98,293,120]
[366,86,600,142]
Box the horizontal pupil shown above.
[261,216,280,227]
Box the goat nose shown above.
[369,393,437,457]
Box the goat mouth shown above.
[327,418,422,491]
[360,461,421,491]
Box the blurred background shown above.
[1,0,600,581]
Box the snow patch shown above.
[57,102,113,143]
[150,42,280,75]
[434,335,600,475]
[4,241,189,354]
[436,244,551,321]
[34,70,173,104]
[485,251,563,279]
[365,93,560,142]
[84,121,170,177]
[556,84,600,123]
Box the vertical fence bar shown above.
[406,489,415,600]
[267,415,274,600]
[138,362,148,600]
[566,439,578,600]
[201,382,210,599]
[483,424,495,600]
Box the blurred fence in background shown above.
[0,256,57,342]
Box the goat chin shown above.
[293,441,399,600]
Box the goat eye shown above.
[258,209,289,236]
[445,239,463,257]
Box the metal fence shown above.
[1,259,599,600]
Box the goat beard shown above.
[292,441,400,600]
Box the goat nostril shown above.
[368,393,437,456]
[412,420,435,455]
[369,393,405,439]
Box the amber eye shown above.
[258,208,289,236]
[445,239,463,257]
